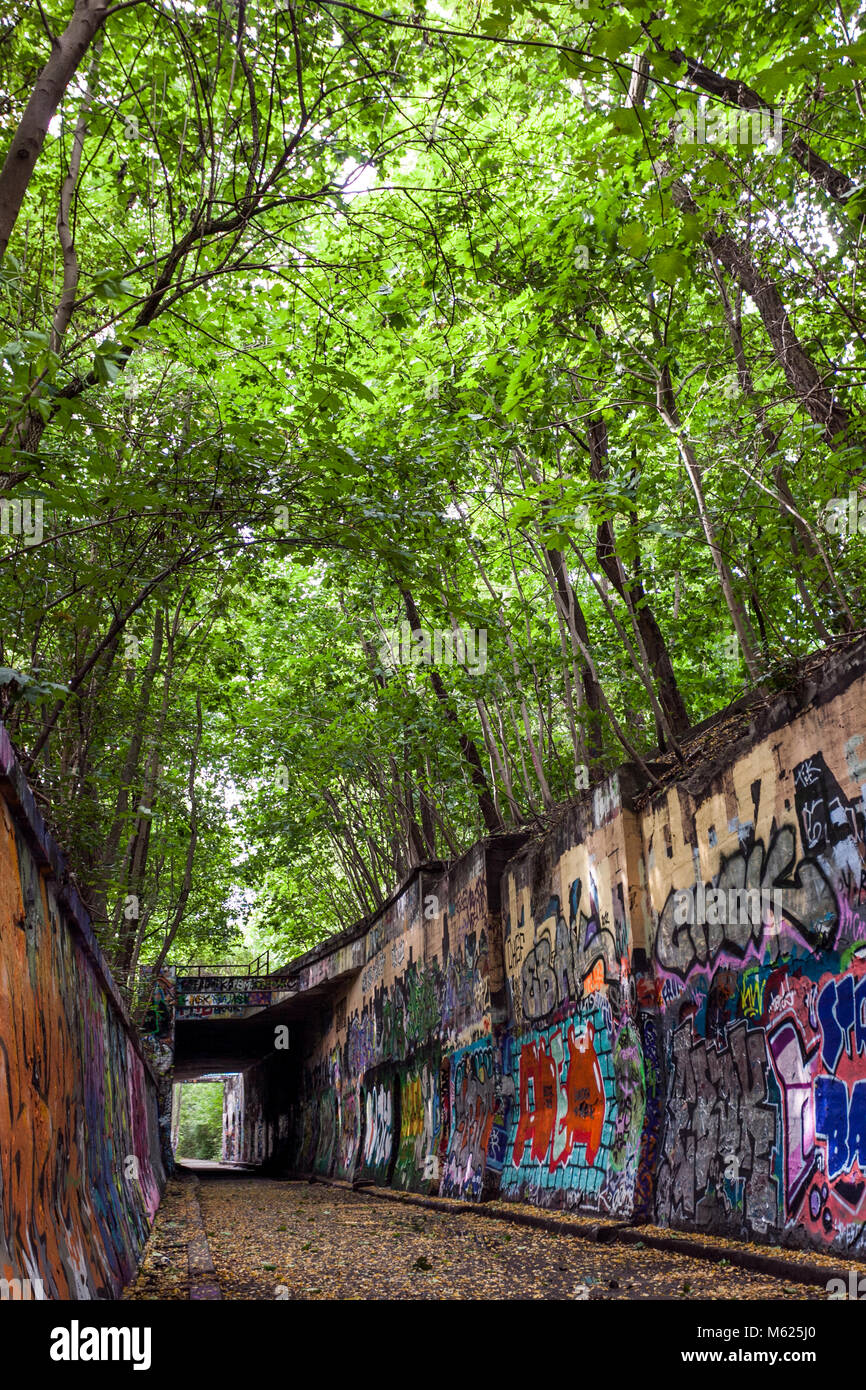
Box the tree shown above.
[0,0,862,970]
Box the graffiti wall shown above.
[646,671,866,1253]
[394,1054,442,1191]
[496,776,649,1214]
[220,1056,292,1167]
[441,1038,502,1198]
[139,962,176,1171]
[280,639,866,1253]
[0,726,165,1298]
[288,842,525,1194]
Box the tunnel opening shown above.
[171,1074,239,1164]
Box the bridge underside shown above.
[166,971,353,1171]
[171,971,346,1081]
[141,952,360,1169]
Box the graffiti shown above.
[282,719,866,1258]
[505,927,526,976]
[394,1060,441,1191]
[372,962,443,1064]
[403,966,440,1047]
[222,1075,243,1163]
[361,1080,393,1180]
[441,1041,497,1198]
[314,1090,337,1175]
[512,1021,606,1169]
[177,991,272,1011]
[817,972,866,1072]
[501,1006,619,1208]
[655,827,837,981]
[295,1099,319,1171]
[442,933,489,1042]
[815,1075,866,1180]
[336,1087,360,1180]
[361,953,385,994]
[633,1010,663,1219]
[610,1024,645,1175]
[0,798,164,1299]
[812,967,866,1200]
[655,1020,777,1234]
[513,878,622,1026]
[767,1013,818,1215]
[794,751,862,853]
[347,1013,376,1075]
[176,975,272,992]
[139,966,176,1165]
[447,873,488,950]
[725,957,866,1247]
[140,967,175,1044]
[739,966,766,1020]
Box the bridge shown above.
[139,953,298,1082]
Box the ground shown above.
[124,1169,829,1301]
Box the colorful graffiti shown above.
[653,743,866,1251]
[394,1058,442,1191]
[441,1040,499,1198]
[360,1078,394,1183]
[506,877,625,1029]
[633,1009,663,1219]
[0,783,164,1298]
[335,1085,361,1180]
[501,1006,623,1208]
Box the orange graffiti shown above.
[512,1023,606,1170]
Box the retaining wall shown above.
[0,727,165,1297]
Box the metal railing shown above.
[173,950,270,978]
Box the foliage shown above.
[174,1080,225,1161]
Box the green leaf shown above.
[619,223,649,256]
[651,249,688,283]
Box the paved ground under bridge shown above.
[125,1169,828,1301]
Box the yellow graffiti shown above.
[740,972,766,1019]
[402,1075,423,1137]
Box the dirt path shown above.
[125,1174,826,1301]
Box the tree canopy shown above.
[0,0,863,992]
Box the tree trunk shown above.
[583,413,691,737]
[672,179,856,451]
[0,0,116,259]
[399,585,502,834]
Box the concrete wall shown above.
[223,1060,291,1165]
[0,727,165,1298]
[286,842,524,1195]
[644,654,866,1253]
[281,638,866,1256]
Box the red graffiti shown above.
[512,1023,606,1170]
